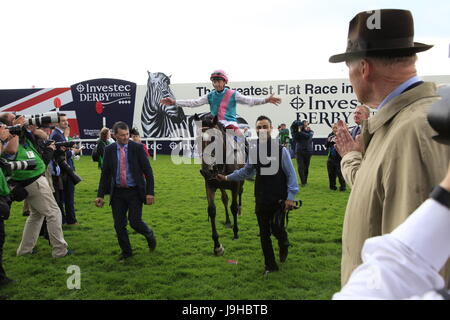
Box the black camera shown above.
[5,125,24,136]
[53,143,82,185]
[290,120,305,136]
[0,158,36,177]
[42,139,55,147]
[427,85,450,145]
[55,141,77,148]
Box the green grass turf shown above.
[1,155,348,300]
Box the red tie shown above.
[119,145,128,187]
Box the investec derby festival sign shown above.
[71,78,137,139]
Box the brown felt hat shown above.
[329,9,433,63]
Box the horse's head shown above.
[194,113,218,130]
[147,71,175,99]
[195,114,225,180]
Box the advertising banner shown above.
[134,73,450,155]
[1,74,449,156]
[70,78,137,139]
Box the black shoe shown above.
[279,244,290,263]
[22,211,30,217]
[339,187,346,192]
[263,264,279,276]
[148,237,157,252]
[0,277,17,287]
[118,253,132,262]
[330,186,337,191]
[301,184,307,187]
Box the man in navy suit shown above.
[95,121,156,261]
[350,105,370,140]
[50,114,80,225]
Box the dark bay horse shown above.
[195,114,245,256]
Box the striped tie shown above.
[353,126,360,139]
[119,145,128,187]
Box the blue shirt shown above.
[115,143,136,187]
[227,147,299,201]
[377,76,422,110]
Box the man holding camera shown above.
[50,114,80,225]
[0,124,15,287]
[290,120,314,187]
[217,115,299,275]
[326,123,346,192]
[0,112,70,258]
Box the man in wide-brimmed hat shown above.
[331,9,450,287]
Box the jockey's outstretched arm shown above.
[160,95,208,108]
[235,92,281,106]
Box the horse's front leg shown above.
[231,186,239,240]
[206,185,224,256]
[220,188,231,228]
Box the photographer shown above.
[290,120,314,187]
[49,114,80,226]
[0,112,70,258]
[325,123,346,192]
[0,124,15,287]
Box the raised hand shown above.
[160,97,176,106]
[266,94,281,106]
[335,120,361,157]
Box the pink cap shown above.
[210,70,228,83]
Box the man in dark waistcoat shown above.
[218,115,299,275]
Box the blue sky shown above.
[0,0,448,88]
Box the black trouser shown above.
[62,177,77,224]
[327,158,346,190]
[255,202,289,269]
[52,175,77,225]
[296,151,312,185]
[0,219,6,281]
[52,176,66,224]
[111,187,154,257]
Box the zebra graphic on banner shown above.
[141,71,198,138]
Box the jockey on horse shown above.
[160,69,282,142]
